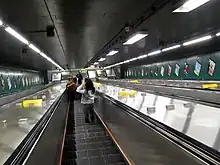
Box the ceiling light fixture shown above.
[162,44,181,52]
[123,33,148,45]
[148,50,161,56]
[107,50,119,56]
[5,27,29,45]
[29,44,41,54]
[39,52,64,70]
[98,58,106,62]
[173,0,210,13]
[138,54,148,59]
[123,60,131,64]
[103,32,216,69]
[0,19,3,26]
[183,35,212,46]
[4,24,64,70]
[129,57,138,62]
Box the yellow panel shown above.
[129,91,137,97]
[119,91,129,97]
[94,82,102,87]
[130,80,139,83]
[22,99,43,108]
[202,84,218,89]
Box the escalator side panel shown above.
[25,96,68,165]
[94,95,205,165]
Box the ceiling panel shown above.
[47,0,157,68]
[100,0,220,68]
[0,0,218,71]
[0,0,67,70]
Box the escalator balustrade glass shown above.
[0,83,66,164]
[96,83,220,154]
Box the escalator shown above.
[62,101,127,165]
[3,85,219,165]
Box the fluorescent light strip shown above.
[39,52,64,70]
[0,19,3,26]
[29,44,41,54]
[148,50,161,56]
[129,57,138,62]
[183,35,212,46]
[5,27,29,45]
[4,24,64,70]
[94,62,99,65]
[162,44,181,52]
[99,58,106,62]
[104,32,218,69]
[123,60,131,64]
[107,50,118,56]
[173,0,210,12]
[138,54,148,59]
[123,33,148,45]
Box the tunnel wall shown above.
[125,50,220,80]
[0,67,44,97]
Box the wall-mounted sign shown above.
[175,64,180,76]
[141,68,144,76]
[208,59,216,76]
[52,73,62,81]
[7,76,12,89]
[184,62,189,75]
[161,66,164,76]
[0,75,5,90]
[168,65,172,76]
[156,67,159,76]
[145,68,148,76]
[194,61,201,76]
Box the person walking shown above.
[76,78,95,123]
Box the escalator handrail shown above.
[4,91,65,165]
[100,92,220,165]
[99,79,220,109]
[57,101,70,165]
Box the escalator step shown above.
[104,153,126,164]
[76,157,105,165]
[76,155,126,165]
[75,131,107,139]
[75,136,112,144]
[62,102,126,165]
[75,127,103,134]
[76,146,122,158]
[75,140,114,151]
[62,159,77,165]
[62,150,77,159]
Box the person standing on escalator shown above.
[76,78,95,123]
[66,77,77,102]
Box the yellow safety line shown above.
[94,109,134,165]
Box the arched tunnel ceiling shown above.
[99,0,220,68]
[0,0,158,70]
[0,0,219,70]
